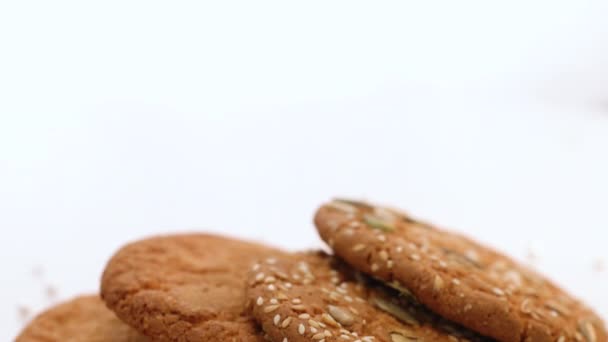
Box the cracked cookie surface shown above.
[314,199,607,342]
[247,251,491,342]
[16,295,148,342]
[101,233,285,341]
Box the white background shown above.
[1,1,607,340]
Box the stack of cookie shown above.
[16,199,607,342]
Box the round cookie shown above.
[247,251,491,342]
[101,233,285,341]
[16,295,147,342]
[314,199,607,342]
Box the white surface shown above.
[1,1,607,340]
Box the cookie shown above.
[314,199,607,342]
[247,251,491,342]
[15,295,148,342]
[101,233,285,341]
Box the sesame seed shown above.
[377,235,386,242]
[291,304,306,311]
[452,278,461,285]
[264,304,280,313]
[433,275,444,291]
[292,298,302,304]
[299,313,310,319]
[256,297,264,306]
[371,263,379,272]
[492,287,505,296]
[281,317,292,328]
[409,254,421,261]
[264,276,276,283]
[252,264,260,271]
[352,244,366,252]
[268,284,277,291]
[255,273,265,282]
[395,246,403,253]
[273,314,281,326]
[378,250,389,261]
[298,323,306,335]
[311,326,318,334]
[270,298,278,305]
[313,333,326,340]
[266,258,277,264]
[322,313,340,327]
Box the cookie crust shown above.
[314,199,607,342]
[16,295,147,342]
[101,233,285,341]
[247,251,491,342]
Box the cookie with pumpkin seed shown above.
[314,199,607,342]
[16,295,148,342]
[246,251,491,342]
[101,233,285,341]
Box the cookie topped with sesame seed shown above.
[16,295,148,342]
[314,199,607,342]
[246,251,491,342]
[101,233,285,341]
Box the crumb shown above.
[525,248,539,265]
[593,259,604,273]
[17,305,31,323]
[45,285,58,301]
[31,265,44,278]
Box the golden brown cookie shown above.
[246,251,491,342]
[314,199,607,342]
[101,233,286,342]
[15,295,148,342]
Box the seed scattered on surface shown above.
[492,287,505,296]
[363,213,395,232]
[352,244,366,252]
[520,298,533,314]
[379,250,389,261]
[322,312,341,327]
[328,305,355,326]
[371,263,380,272]
[433,275,444,291]
[292,298,302,304]
[372,297,418,325]
[282,317,293,328]
[299,313,311,319]
[579,320,597,342]
[409,254,421,261]
[390,332,418,342]
[256,297,264,306]
[298,323,306,335]
[545,300,571,316]
[313,332,326,340]
[264,304,280,313]
[273,314,281,326]
[328,201,358,213]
